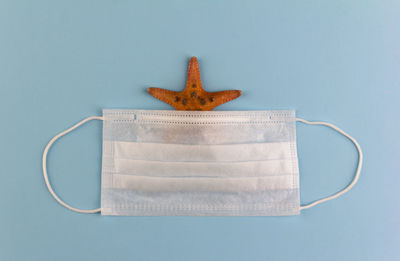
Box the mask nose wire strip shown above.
[42,116,104,214]
[296,118,363,210]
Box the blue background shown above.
[1,0,399,260]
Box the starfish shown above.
[147,57,242,110]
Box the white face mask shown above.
[42,110,362,216]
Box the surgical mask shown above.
[42,110,362,216]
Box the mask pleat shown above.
[114,159,292,177]
[109,175,297,192]
[112,141,292,162]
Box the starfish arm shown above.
[147,87,180,109]
[207,90,242,109]
[186,57,203,90]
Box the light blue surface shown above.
[1,0,399,260]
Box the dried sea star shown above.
[147,57,242,110]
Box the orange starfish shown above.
[147,57,242,110]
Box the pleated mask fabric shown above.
[101,110,300,216]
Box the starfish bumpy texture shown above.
[147,57,242,110]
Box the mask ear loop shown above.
[42,116,104,214]
[296,118,363,210]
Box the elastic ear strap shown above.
[42,116,104,214]
[296,118,363,210]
